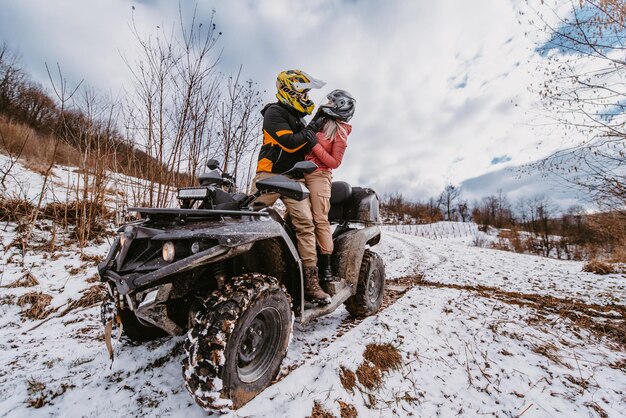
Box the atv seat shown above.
[328,181,380,224]
[328,181,352,222]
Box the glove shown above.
[311,107,325,122]
[303,127,318,148]
[307,116,326,133]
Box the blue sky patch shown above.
[491,155,512,165]
[454,74,468,89]
[537,4,626,56]
[599,100,626,122]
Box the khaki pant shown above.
[304,170,333,255]
[252,172,317,267]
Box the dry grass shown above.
[310,401,335,418]
[40,200,111,242]
[355,362,383,390]
[0,197,34,222]
[80,253,104,264]
[608,246,626,263]
[17,292,54,320]
[585,402,609,418]
[338,401,358,418]
[43,201,90,223]
[532,343,566,366]
[25,378,74,409]
[362,343,402,372]
[609,359,626,370]
[85,274,100,283]
[0,295,16,306]
[63,285,106,314]
[43,200,109,224]
[3,271,39,288]
[339,366,356,394]
[582,260,616,275]
[26,378,46,408]
[0,117,81,169]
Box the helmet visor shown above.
[292,71,326,91]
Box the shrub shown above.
[582,260,615,275]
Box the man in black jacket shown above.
[252,69,330,305]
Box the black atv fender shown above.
[100,213,303,296]
[333,226,381,287]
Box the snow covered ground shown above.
[1,220,625,417]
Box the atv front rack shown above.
[128,207,269,221]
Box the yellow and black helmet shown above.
[276,70,326,115]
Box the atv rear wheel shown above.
[182,273,292,411]
[344,250,385,318]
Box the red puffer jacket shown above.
[305,121,352,172]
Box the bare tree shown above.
[472,190,513,229]
[217,67,263,192]
[457,199,470,222]
[438,184,461,221]
[0,43,25,117]
[530,0,626,210]
[19,63,82,253]
[123,5,222,206]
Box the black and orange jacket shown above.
[256,102,310,174]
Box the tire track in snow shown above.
[373,231,432,278]
[280,231,429,379]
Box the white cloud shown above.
[0,0,571,200]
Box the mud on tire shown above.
[344,250,385,318]
[182,273,292,411]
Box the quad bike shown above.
[98,159,385,410]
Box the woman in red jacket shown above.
[304,89,356,281]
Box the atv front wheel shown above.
[344,250,385,318]
[182,274,292,411]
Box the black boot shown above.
[318,254,335,282]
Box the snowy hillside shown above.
[1,158,625,417]
[1,225,624,417]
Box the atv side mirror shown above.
[198,170,224,186]
[283,161,318,179]
[206,159,221,171]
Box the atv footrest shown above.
[321,278,347,296]
[299,282,353,324]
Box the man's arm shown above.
[263,106,310,152]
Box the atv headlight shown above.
[162,241,175,263]
[178,187,210,199]
[190,240,213,254]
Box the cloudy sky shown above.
[0,0,575,202]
